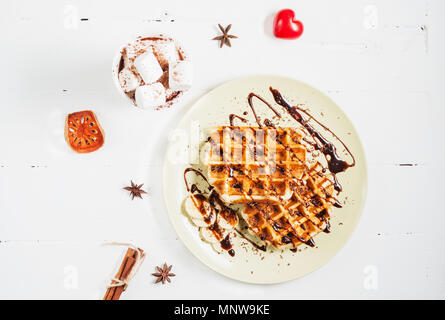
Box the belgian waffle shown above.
[240,163,336,249]
[204,126,308,203]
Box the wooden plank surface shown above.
[0,0,444,299]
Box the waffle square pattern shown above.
[241,163,335,248]
[202,126,337,249]
[205,126,307,203]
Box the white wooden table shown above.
[0,0,444,299]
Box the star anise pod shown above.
[212,24,238,48]
[152,263,175,284]
[123,180,147,200]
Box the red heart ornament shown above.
[273,9,304,39]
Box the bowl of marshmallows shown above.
[113,35,193,110]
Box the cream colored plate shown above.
[163,75,367,284]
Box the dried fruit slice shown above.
[64,110,104,153]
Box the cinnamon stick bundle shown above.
[103,247,144,300]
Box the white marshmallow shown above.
[122,43,142,66]
[135,83,166,110]
[154,41,179,66]
[118,68,140,92]
[169,60,193,91]
[133,48,163,84]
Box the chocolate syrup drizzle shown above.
[269,87,355,190]
[235,228,267,252]
[247,93,281,127]
[244,88,353,241]
[234,90,344,203]
[210,157,318,249]
[184,167,213,193]
[185,87,355,253]
[229,114,248,126]
[184,168,236,257]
